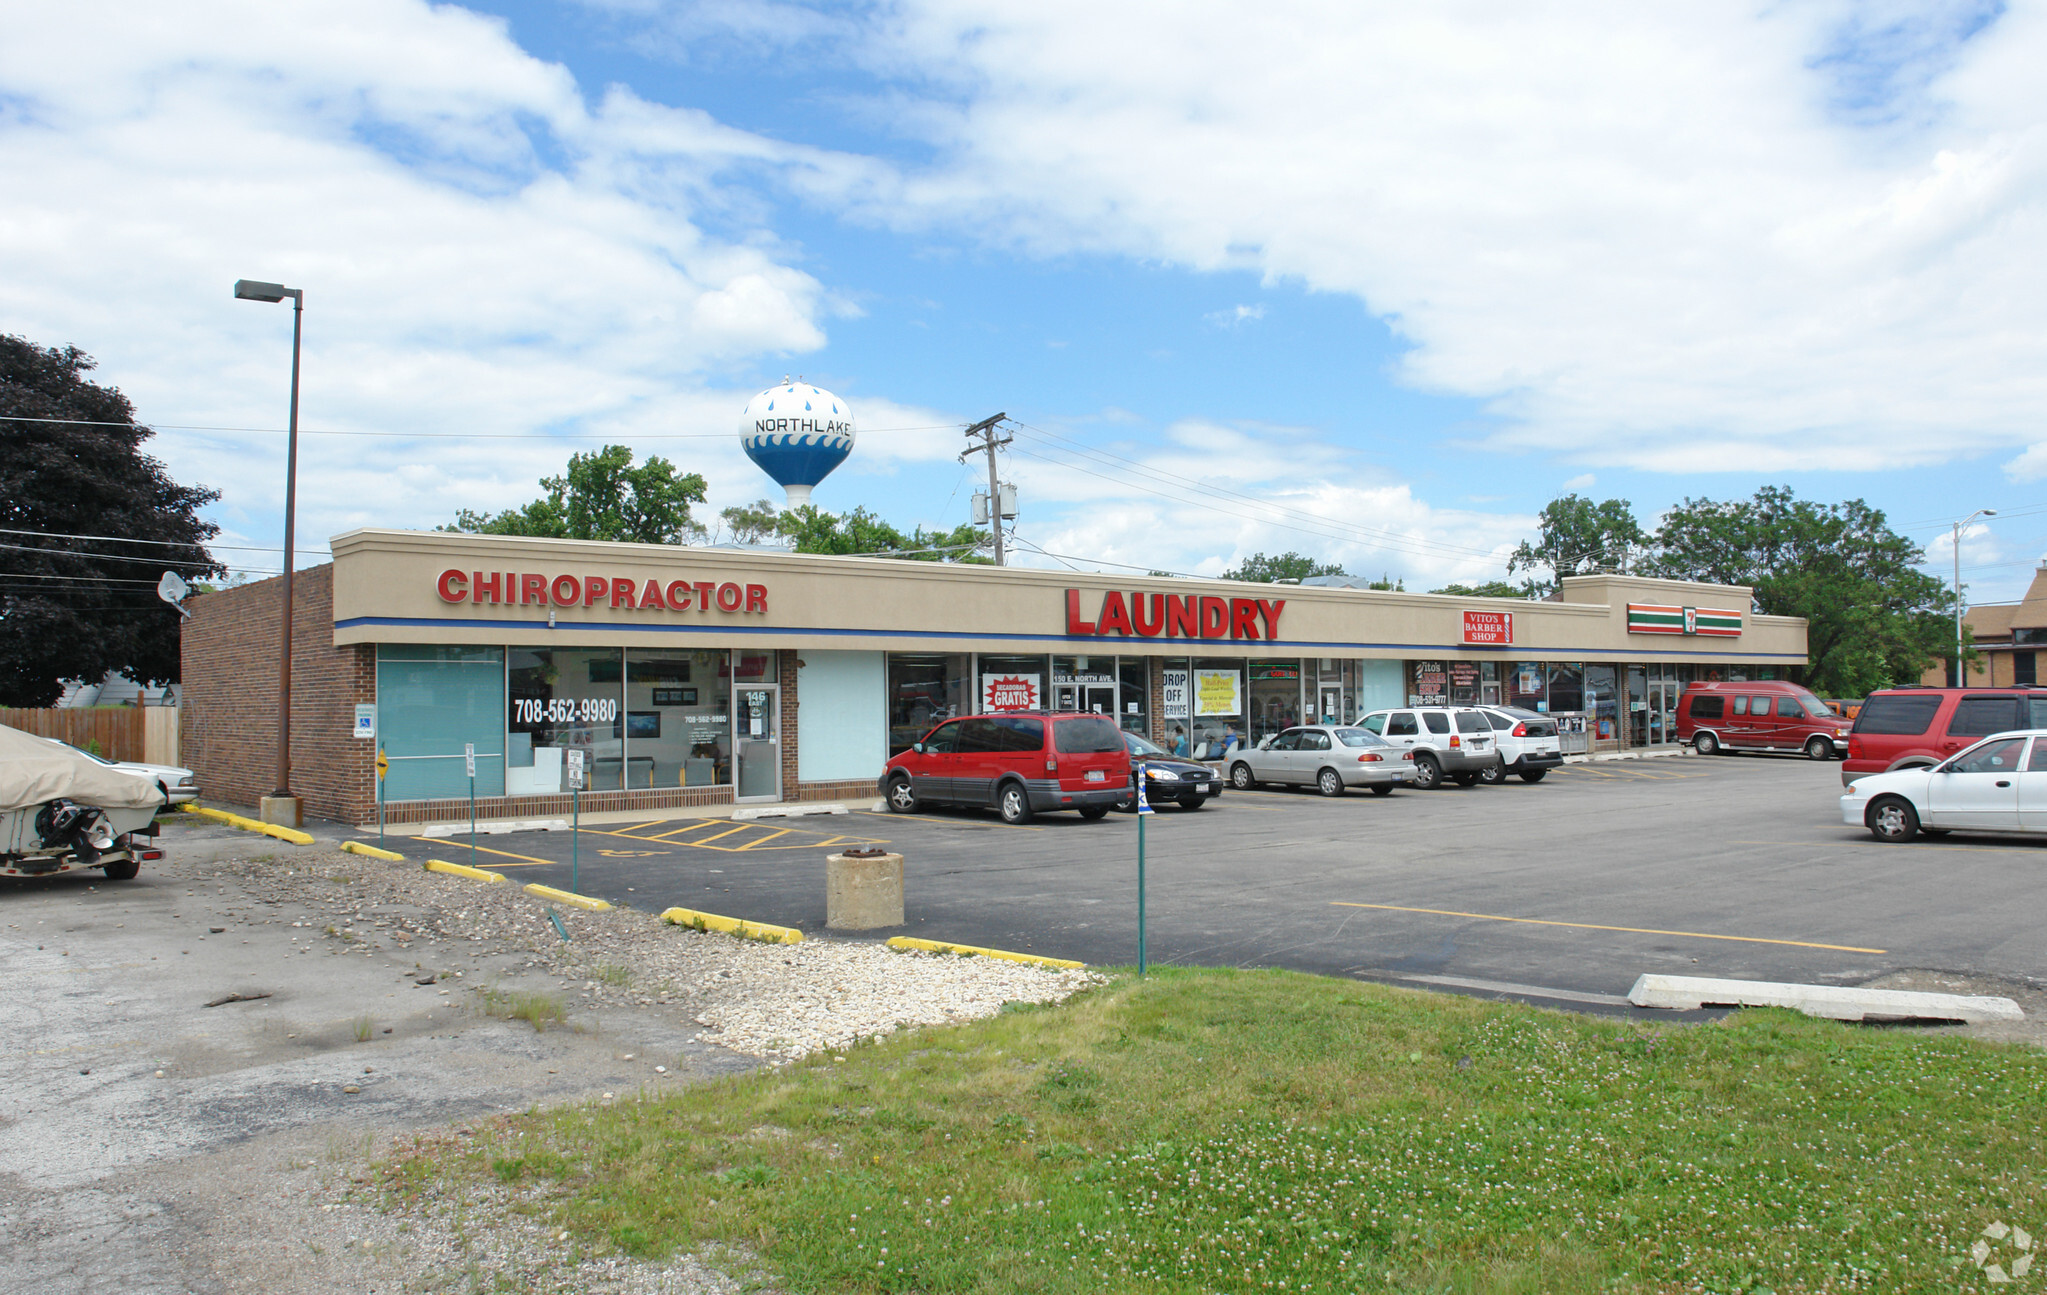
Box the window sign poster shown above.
[1161,669,1190,720]
[982,673,1041,712]
[1193,669,1242,718]
[1413,661,1447,701]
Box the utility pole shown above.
[959,413,1010,566]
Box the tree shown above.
[445,445,708,544]
[1507,494,1646,596]
[1642,486,1953,696]
[1222,551,1347,583]
[0,335,222,706]
[1431,580,1524,599]
[773,506,988,562]
[718,498,782,546]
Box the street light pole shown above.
[1953,507,1996,687]
[234,279,305,820]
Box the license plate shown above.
[1085,770,1106,783]
[1195,783,1211,794]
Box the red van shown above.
[880,711,1132,824]
[1677,681,1851,760]
[1843,687,2047,786]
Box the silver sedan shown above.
[1226,725,1415,797]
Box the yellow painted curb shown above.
[340,841,404,862]
[424,859,506,883]
[524,883,612,912]
[886,936,1085,971]
[660,906,802,945]
[179,803,314,846]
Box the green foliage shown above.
[718,498,782,545]
[0,335,224,706]
[1221,551,1347,583]
[774,505,989,562]
[1431,580,1525,599]
[444,445,708,545]
[387,969,2047,1294]
[1507,494,1646,596]
[1643,486,1953,696]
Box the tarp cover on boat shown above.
[0,724,166,812]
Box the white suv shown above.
[1474,706,1563,784]
[1355,707,1502,789]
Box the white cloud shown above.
[1561,473,1598,493]
[803,0,2047,473]
[0,0,874,554]
[2005,441,2047,481]
[1203,303,1265,328]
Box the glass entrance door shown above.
[1054,682,1115,715]
[736,686,780,800]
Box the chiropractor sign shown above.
[436,569,768,616]
[1065,589,1286,641]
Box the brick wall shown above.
[182,564,373,823]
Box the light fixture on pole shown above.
[234,278,305,826]
[1953,507,1996,687]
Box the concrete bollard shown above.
[826,849,904,930]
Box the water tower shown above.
[738,379,855,509]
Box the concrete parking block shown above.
[1627,974,2024,1023]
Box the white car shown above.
[1474,706,1564,784]
[1840,728,2047,842]
[43,738,198,806]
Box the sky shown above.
[4,0,2046,603]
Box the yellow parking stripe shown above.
[733,827,794,850]
[643,820,734,841]
[411,838,556,868]
[1331,901,1886,954]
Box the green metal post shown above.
[571,785,580,895]
[468,773,477,867]
[1136,759,1149,977]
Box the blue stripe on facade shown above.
[333,615,1806,661]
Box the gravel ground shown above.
[1,821,1100,1295]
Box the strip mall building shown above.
[180,529,1809,824]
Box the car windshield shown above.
[1124,732,1170,757]
[1333,728,1386,747]
[1795,692,1838,719]
[56,740,117,767]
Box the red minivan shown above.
[880,711,1132,824]
[1676,680,1851,760]
[1843,687,2047,786]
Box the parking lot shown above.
[402,752,2047,1008]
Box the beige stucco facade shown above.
[330,529,1807,668]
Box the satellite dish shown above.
[157,571,192,620]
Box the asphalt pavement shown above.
[391,752,2047,1009]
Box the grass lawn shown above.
[384,968,2047,1293]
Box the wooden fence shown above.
[0,707,180,766]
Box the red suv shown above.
[1677,680,1851,760]
[1843,687,2047,786]
[881,711,1132,824]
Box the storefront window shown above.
[1411,659,1448,706]
[508,647,625,792]
[1585,664,1618,743]
[1118,658,1149,735]
[1312,659,1351,725]
[627,649,732,789]
[1248,659,1302,744]
[1190,657,1245,759]
[376,645,505,801]
[1448,660,1481,705]
[1051,654,1116,716]
[886,653,968,755]
[1508,661,1547,711]
[979,654,1047,712]
[1547,663,1584,713]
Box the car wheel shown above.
[1230,762,1257,790]
[1078,805,1110,820]
[997,782,1035,824]
[1316,767,1344,797]
[100,858,140,881]
[885,777,919,813]
[1478,762,1505,785]
[1410,754,1441,790]
[1804,737,1831,761]
[1179,796,1207,811]
[1368,783,1394,797]
[1866,795,1920,844]
[1693,731,1719,756]
[1519,769,1548,784]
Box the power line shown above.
[0,526,283,555]
[2,414,964,440]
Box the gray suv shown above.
[1356,706,1502,789]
